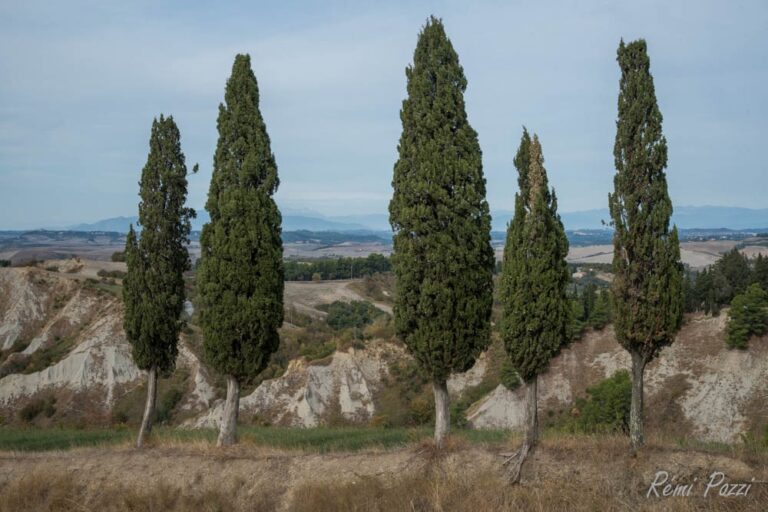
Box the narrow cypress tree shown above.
[609,40,683,451]
[389,17,494,447]
[500,131,570,481]
[197,54,284,447]
[122,115,195,448]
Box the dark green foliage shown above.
[97,269,127,279]
[110,251,125,262]
[197,54,284,382]
[154,387,184,424]
[754,254,768,291]
[500,131,571,382]
[321,300,385,331]
[500,359,522,391]
[284,254,390,281]
[570,299,587,340]
[389,17,494,382]
[0,260,11,267]
[608,40,683,361]
[299,340,337,362]
[726,283,768,349]
[718,248,752,297]
[590,290,611,329]
[570,371,631,433]
[122,115,194,376]
[685,250,763,315]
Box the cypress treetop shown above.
[389,16,494,382]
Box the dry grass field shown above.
[0,432,766,511]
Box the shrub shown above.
[0,259,10,267]
[18,396,56,423]
[97,269,127,279]
[154,387,184,424]
[500,359,521,391]
[300,340,336,362]
[726,283,768,349]
[110,251,125,262]
[322,301,385,331]
[568,370,631,434]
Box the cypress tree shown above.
[609,40,683,451]
[500,131,570,481]
[389,17,494,447]
[197,54,284,447]
[122,115,195,448]
[590,290,611,330]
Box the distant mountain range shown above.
[65,205,768,234]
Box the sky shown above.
[0,0,766,229]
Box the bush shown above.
[155,387,184,424]
[300,340,336,362]
[322,301,385,331]
[97,269,127,279]
[500,359,521,391]
[18,396,56,423]
[111,251,125,262]
[0,259,10,267]
[726,283,768,349]
[567,370,631,434]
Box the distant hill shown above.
[491,206,768,231]
[69,212,370,233]
[65,205,768,234]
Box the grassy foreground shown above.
[0,425,508,452]
[0,432,766,512]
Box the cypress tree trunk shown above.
[135,365,157,449]
[217,375,240,447]
[508,376,537,483]
[629,351,646,450]
[433,380,450,447]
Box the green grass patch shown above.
[0,426,509,453]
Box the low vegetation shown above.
[284,254,391,281]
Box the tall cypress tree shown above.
[389,17,494,447]
[500,131,570,481]
[197,54,284,447]
[123,115,194,448]
[609,40,683,450]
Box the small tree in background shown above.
[609,39,683,451]
[752,254,768,291]
[500,130,570,482]
[123,115,195,448]
[197,54,284,446]
[389,17,494,447]
[726,283,768,349]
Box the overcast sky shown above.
[0,0,766,229]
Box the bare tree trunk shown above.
[630,351,646,451]
[433,379,450,448]
[217,375,240,447]
[136,365,157,449]
[506,376,537,483]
